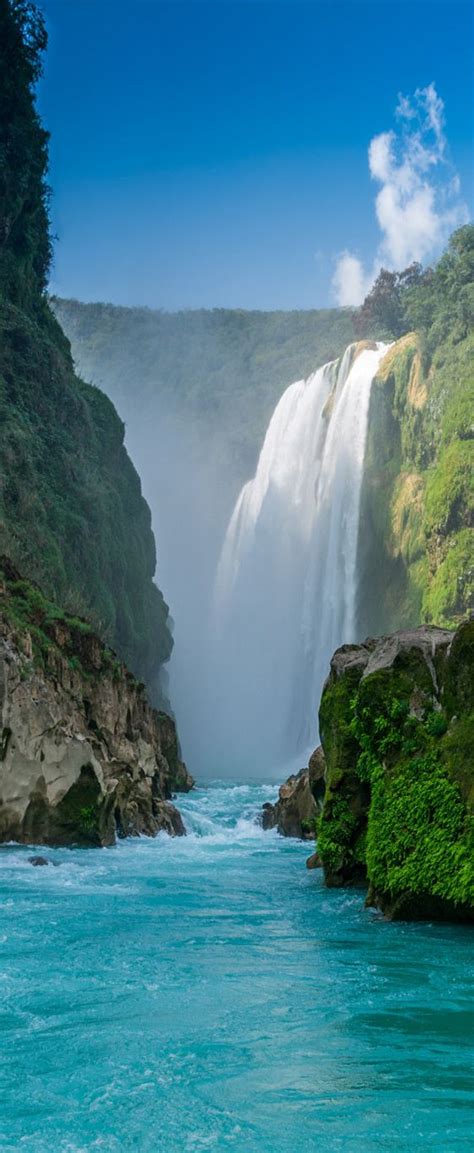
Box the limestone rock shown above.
[0,565,193,847]
[261,747,326,839]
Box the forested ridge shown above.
[0,0,173,696]
[53,301,356,481]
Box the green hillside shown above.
[52,301,356,481]
[358,225,474,634]
[0,0,173,697]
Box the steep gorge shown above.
[0,0,173,702]
[0,0,189,844]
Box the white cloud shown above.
[332,251,372,308]
[333,83,469,306]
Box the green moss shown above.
[424,441,473,536]
[423,530,474,626]
[366,745,473,910]
[318,626,474,918]
[442,619,474,717]
[442,715,474,805]
[357,233,473,635]
[317,659,371,883]
[51,763,108,847]
[358,324,473,635]
[317,796,359,876]
[1,560,114,679]
[319,661,364,780]
[77,805,99,835]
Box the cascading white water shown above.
[209,341,391,776]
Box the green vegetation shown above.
[317,658,371,883]
[358,225,474,635]
[0,0,50,311]
[317,625,474,920]
[355,227,474,348]
[0,556,130,683]
[53,300,356,482]
[355,263,425,341]
[0,1,173,697]
[55,228,472,639]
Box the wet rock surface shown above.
[261,747,326,838]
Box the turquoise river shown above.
[1,782,472,1152]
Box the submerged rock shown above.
[317,621,474,922]
[261,747,326,838]
[0,562,193,848]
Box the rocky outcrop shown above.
[357,318,474,639]
[317,622,474,921]
[0,562,193,847]
[261,747,326,838]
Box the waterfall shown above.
[209,341,391,776]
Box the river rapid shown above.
[1,782,472,1152]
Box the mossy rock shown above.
[317,623,474,921]
[356,327,474,638]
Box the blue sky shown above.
[39,0,473,310]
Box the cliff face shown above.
[357,238,473,637]
[0,300,175,703]
[317,621,473,921]
[52,299,356,492]
[0,0,173,702]
[261,748,326,839]
[0,561,193,847]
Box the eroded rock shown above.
[317,621,474,921]
[261,747,326,838]
[0,565,194,847]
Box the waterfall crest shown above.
[209,341,391,776]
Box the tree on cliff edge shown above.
[0,0,51,309]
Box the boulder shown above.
[317,621,474,921]
[261,747,326,838]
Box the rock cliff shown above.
[261,747,326,838]
[0,0,173,704]
[0,560,193,847]
[357,304,473,636]
[317,621,473,921]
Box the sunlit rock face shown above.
[0,562,193,847]
[208,342,391,777]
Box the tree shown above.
[354,263,425,341]
[403,225,474,349]
[0,0,51,308]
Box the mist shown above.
[55,301,356,776]
[119,400,242,774]
[63,312,389,780]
